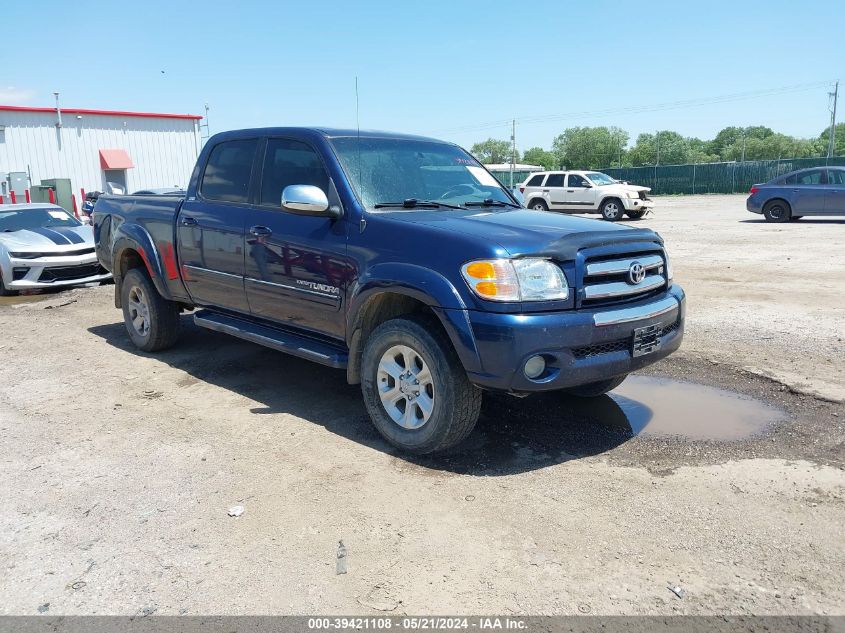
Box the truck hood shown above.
[0,225,94,252]
[383,208,662,258]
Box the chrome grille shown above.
[582,252,666,307]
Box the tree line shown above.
[470,123,845,171]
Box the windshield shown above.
[585,172,617,186]
[0,208,81,232]
[330,137,514,210]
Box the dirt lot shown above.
[1,194,843,616]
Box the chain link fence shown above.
[601,156,845,194]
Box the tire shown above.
[0,277,18,297]
[563,374,628,398]
[120,267,181,352]
[790,215,803,221]
[529,199,548,211]
[763,200,791,223]
[625,209,646,220]
[361,314,482,454]
[600,198,624,221]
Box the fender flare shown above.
[345,263,483,381]
[112,224,173,302]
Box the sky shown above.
[2,0,842,152]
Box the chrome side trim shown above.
[583,274,665,300]
[246,277,340,300]
[183,265,242,280]
[593,296,679,326]
[585,254,663,277]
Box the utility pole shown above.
[828,81,839,159]
[510,119,516,188]
[741,133,746,163]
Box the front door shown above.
[790,168,828,216]
[244,137,350,340]
[564,173,596,209]
[176,137,259,313]
[824,169,845,215]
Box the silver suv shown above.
[521,170,653,221]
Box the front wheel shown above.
[763,200,790,223]
[600,199,624,221]
[626,209,646,220]
[563,375,628,397]
[361,315,482,454]
[120,268,181,352]
[0,277,18,297]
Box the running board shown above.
[193,310,348,369]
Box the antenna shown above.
[355,77,362,195]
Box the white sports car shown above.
[0,203,112,296]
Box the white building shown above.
[0,104,202,201]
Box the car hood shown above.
[0,225,94,252]
[601,183,651,194]
[382,208,662,258]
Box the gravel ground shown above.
[0,195,843,616]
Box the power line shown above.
[427,80,834,136]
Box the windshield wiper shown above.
[462,198,521,209]
[373,198,464,210]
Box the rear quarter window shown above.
[526,174,545,187]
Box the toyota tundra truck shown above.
[93,127,685,454]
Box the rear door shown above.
[243,137,350,339]
[544,173,566,208]
[788,169,827,216]
[564,173,596,209]
[824,169,845,215]
[177,137,258,312]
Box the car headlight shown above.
[627,191,639,199]
[461,258,568,302]
[9,252,41,259]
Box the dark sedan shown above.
[747,166,845,222]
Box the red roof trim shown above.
[0,104,202,120]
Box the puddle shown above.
[0,293,53,307]
[608,375,785,440]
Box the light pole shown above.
[828,81,839,159]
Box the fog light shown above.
[524,355,546,379]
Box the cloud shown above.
[0,87,36,104]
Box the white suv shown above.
[520,170,653,221]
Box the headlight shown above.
[627,191,640,199]
[461,258,568,302]
[9,252,41,259]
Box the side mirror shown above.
[583,182,593,188]
[281,184,341,218]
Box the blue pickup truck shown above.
[93,128,685,453]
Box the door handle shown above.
[567,189,575,192]
[542,189,549,193]
[250,225,272,237]
[181,216,198,227]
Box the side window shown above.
[260,138,330,206]
[567,174,587,187]
[826,169,845,185]
[201,139,258,202]
[781,173,797,185]
[526,174,545,187]
[545,174,565,187]
[797,170,824,185]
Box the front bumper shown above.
[3,252,112,290]
[621,196,654,211]
[461,285,685,393]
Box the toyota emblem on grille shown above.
[628,261,646,285]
